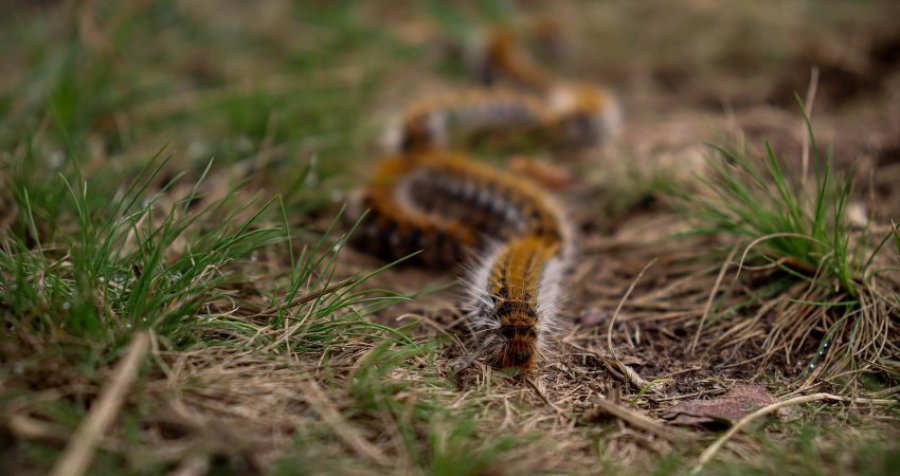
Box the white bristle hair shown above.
[535,254,568,353]
[460,239,504,335]
[593,91,623,141]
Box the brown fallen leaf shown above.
[576,308,609,327]
[662,384,778,428]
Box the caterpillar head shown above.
[488,295,541,370]
[497,322,538,369]
[462,266,541,371]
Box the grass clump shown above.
[1,150,285,353]
[685,106,899,388]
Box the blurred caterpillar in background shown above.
[383,83,620,152]
[474,27,556,91]
[470,25,623,148]
[383,81,622,153]
[355,21,616,372]
[382,88,553,153]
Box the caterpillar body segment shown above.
[547,82,623,148]
[473,27,555,92]
[384,89,554,153]
[469,26,624,147]
[353,157,479,266]
[384,85,620,153]
[353,151,573,269]
[404,153,572,246]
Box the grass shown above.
[684,103,899,388]
[2,1,899,475]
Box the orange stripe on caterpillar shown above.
[475,27,555,91]
[352,151,572,266]
[384,89,554,153]
[351,156,479,266]
[402,151,572,247]
[507,156,575,191]
[383,86,620,152]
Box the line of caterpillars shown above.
[353,26,620,371]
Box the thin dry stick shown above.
[51,331,151,476]
[607,258,658,359]
[526,376,564,414]
[691,392,897,474]
[586,396,695,442]
[606,259,659,391]
[690,244,739,354]
[800,66,820,185]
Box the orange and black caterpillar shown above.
[465,235,568,369]
[471,25,623,147]
[474,27,555,91]
[353,22,617,372]
[383,88,552,153]
[351,150,573,370]
[384,85,620,153]
[353,151,570,264]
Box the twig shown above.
[607,259,657,359]
[605,259,658,392]
[690,244,738,354]
[615,360,654,391]
[51,331,151,476]
[691,392,897,474]
[526,376,564,414]
[585,396,695,442]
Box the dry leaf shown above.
[662,384,777,428]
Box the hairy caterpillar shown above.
[465,235,568,369]
[352,150,573,370]
[351,156,478,267]
[547,81,622,148]
[353,22,618,372]
[470,26,623,148]
[383,85,619,153]
[473,27,556,91]
[382,88,553,153]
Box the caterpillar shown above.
[353,151,571,262]
[471,26,623,148]
[465,235,568,369]
[382,88,553,153]
[547,81,622,148]
[474,27,556,91]
[383,84,620,153]
[354,21,614,372]
[351,150,573,370]
[351,156,479,267]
